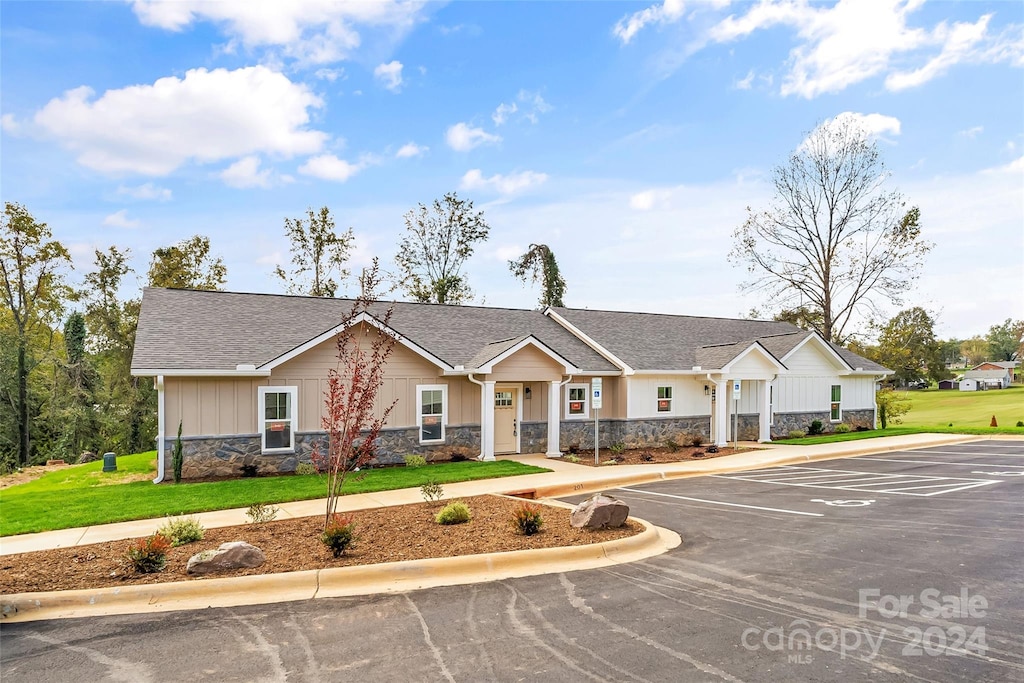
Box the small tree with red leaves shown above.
[312,260,398,527]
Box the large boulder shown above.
[78,451,99,464]
[570,493,630,530]
[187,541,265,575]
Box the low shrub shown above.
[1017,421,1024,428]
[788,430,806,439]
[808,420,824,436]
[834,423,851,434]
[442,446,473,463]
[990,415,998,427]
[295,462,317,476]
[125,533,171,574]
[565,442,582,456]
[511,503,544,536]
[321,514,357,557]
[610,442,625,455]
[246,502,279,524]
[640,452,654,462]
[855,425,870,432]
[564,454,581,464]
[664,437,681,453]
[404,454,427,468]
[157,516,205,547]
[692,450,705,458]
[240,463,258,478]
[421,478,444,503]
[706,444,719,454]
[435,501,472,525]
[690,433,705,447]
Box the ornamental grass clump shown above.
[125,533,172,574]
[435,501,471,525]
[157,516,205,546]
[512,503,544,536]
[321,514,358,557]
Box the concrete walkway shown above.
[0,432,985,556]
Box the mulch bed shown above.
[0,495,640,595]
[563,445,746,466]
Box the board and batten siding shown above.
[773,341,875,413]
[488,345,565,382]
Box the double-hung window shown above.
[566,383,590,419]
[830,384,842,422]
[657,386,672,412]
[418,385,447,444]
[258,386,298,453]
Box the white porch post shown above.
[714,379,728,447]
[759,380,772,442]
[546,380,562,457]
[480,380,496,461]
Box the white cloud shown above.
[460,169,548,195]
[220,155,272,188]
[374,60,404,91]
[31,66,326,175]
[395,142,427,158]
[445,123,501,152]
[129,0,427,65]
[613,0,686,44]
[957,126,984,139]
[1,113,22,136]
[314,67,344,81]
[116,182,172,201]
[628,189,671,211]
[103,209,140,228]
[492,102,517,126]
[298,154,364,182]
[735,69,755,90]
[623,0,1023,98]
[518,89,551,124]
[493,244,524,262]
[802,112,902,149]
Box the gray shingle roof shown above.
[132,288,887,375]
[131,288,617,373]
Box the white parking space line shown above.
[713,465,1001,497]
[858,456,1024,469]
[617,487,824,517]
[912,450,1024,458]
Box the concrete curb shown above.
[0,512,679,623]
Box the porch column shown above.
[714,379,728,446]
[546,380,562,457]
[480,380,496,461]
[759,380,772,442]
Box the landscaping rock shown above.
[570,493,629,530]
[186,541,265,575]
[78,451,99,464]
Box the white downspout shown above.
[467,373,492,461]
[153,375,165,483]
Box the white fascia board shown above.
[543,309,634,375]
[131,368,272,377]
[719,342,788,373]
[632,369,718,376]
[476,335,580,374]
[781,332,853,372]
[258,311,453,373]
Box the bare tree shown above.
[395,192,490,305]
[730,118,932,342]
[509,243,566,307]
[275,206,354,298]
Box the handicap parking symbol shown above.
[811,498,875,507]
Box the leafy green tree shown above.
[986,319,1024,361]
[395,192,490,304]
[730,117,932,342]
[0,203,74,464]
[937,338,963,367]
[876,387,911,429]
[60,312,99,456]
[148,235,226,290]
[869,307,945,385]
[959,337,989,367]
[509,244,567,307]
[275,206,354,297]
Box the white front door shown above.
[494,387,519,454]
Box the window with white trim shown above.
[258,386,298,453]
[565,383,589,418]
[657,386,672,412]
[830,384,842,422]
[418,384,447,444]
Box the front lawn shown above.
[0,456,549,537]
[902,385,1024,430]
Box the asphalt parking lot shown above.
[2,440,1022,682]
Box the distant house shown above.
[971,361,1018,384]
[959,378,984,392]
[938,379,959,390]
[965,367,1012,389]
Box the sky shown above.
[2,0,1022,341]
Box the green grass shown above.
[0,457,549,537]
[781,385,1024,444]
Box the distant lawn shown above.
[0,456,548,537]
